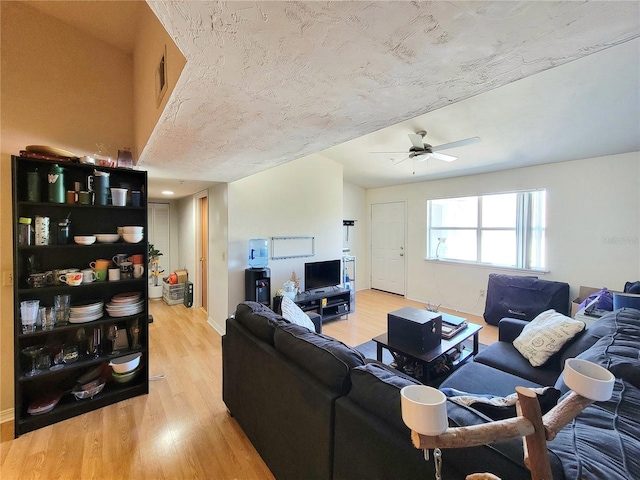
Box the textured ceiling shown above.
[137,1,640,190]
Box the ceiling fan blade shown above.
[408,133,425,149]
[431,151,457,162]
[432,136,481,152]
[393,155,411,166]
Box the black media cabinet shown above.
[294,288,351,323]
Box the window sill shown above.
[425,258,549,275]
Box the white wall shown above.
[207,183,230,331]
[343,181,368,290]
[367,152,640,317]
[216,154,343,332]
[176,195,197,285]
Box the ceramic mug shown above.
[60,272,83,286]
[119,261,133,280]
[128,254,144,265]
[112,253,129,266]
[108,268,120,281]
[27,272,54,288]
[54,268,79,285]
[94,269,108,282]
[133,263,144,279]
[78,191,92,205]
[90,259,111,270]
[81,268,96,283]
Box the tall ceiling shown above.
[27,1,640,195]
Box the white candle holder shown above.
[563,358,615,401]
[400,385,448,436]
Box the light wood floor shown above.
[1,289,496,480]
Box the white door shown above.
[371,202,406,295]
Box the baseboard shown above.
[1,408,14,424]
[208,317,225,336]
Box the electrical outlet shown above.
[479,289,485,297]
[3,271,13,287]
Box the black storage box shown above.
[388,307,442,353]
[483,274,570,326]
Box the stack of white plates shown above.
[106,292,144,317]
[69,300,104,323]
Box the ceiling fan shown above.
[376,130,481,165]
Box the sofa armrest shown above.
[498,318,529,343]
[308,312,322,334]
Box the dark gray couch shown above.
[223,302,640,479]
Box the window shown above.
[427,190,546,270]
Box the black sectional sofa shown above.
[222,302,640,479]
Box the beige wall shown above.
[132,4,186,160]
[0,2,137,415]
[0,2,183,416]
[367,152,640,317]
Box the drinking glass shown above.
[108,325,119,354]
[48,341,64,371]
[42,307,56,330]
[22,345,44,376]
[20,300,40,333]
[129,319,141,349]
[54,294,71,326]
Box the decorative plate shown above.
[25,145,78,158]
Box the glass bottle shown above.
[18,217,32,246]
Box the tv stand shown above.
[294,288,352,323]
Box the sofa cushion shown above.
[280,295,316,331]
[440,361,543,396]
[347,362,421,433]
[274,322,365,392]
[234,301,287,346]
[556,308,640,393]
[549,307,640,479]
[513,309,585,367]
[474,342,561,386]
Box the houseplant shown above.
[148,244,164,299]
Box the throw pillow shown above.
[280,295,316,331]
[513,309,585,367]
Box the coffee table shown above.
[372,323,482,383]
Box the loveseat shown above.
[222,302,640,479]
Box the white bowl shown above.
[95,233,120,243]
[74,235,96,245]
[109,352,142,373]
[122,226,144,234]
[112,368,140,384]
[123,233,143,244]
[563,358,615,401]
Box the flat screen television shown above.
[304,259,341,292]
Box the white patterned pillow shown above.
[513,309,585,367]
[281,295,316,331]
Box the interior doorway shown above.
[370,201,406,295]
[196,192,209,311]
